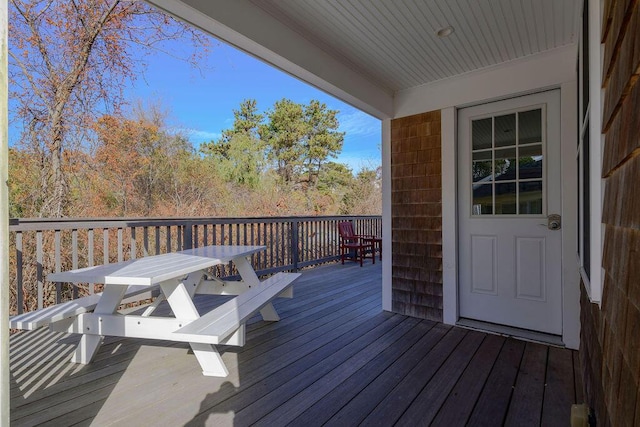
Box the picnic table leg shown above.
[71,284,127,364]
[142,272,202,317]
[234,256,280,321]
[190,343,229,377]
[160,278,230,377]
[258,303,280,321]
[71,335,102,364]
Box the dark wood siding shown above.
[390,111,443,321]
[581,0,640,425]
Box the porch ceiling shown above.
[147,0,581,118]
[250,0,581,91]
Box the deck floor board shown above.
[504,342,549,426]
[9,262,580,426]
[290,320,437,426]
[430,333,505,425]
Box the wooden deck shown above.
[9,262,582,426]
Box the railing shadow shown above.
[9,329,140,426]
[9,262,382,425]
[8,295,231,425]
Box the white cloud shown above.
[169,127,222,143]
[338,109,381,137]
[189,129,222,141]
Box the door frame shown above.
[441,84,580,349]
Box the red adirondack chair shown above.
[338,221,375,267]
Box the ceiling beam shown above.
[146,0,394,119]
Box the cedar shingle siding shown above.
[581,0,640,424]
[390,111,443,321]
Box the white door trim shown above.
[441,86,580,349]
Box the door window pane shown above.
[495,183,517,214]
[472,151,493,182]
[472,184,493,214]
[519,109,542,144]
[519,181,543,214]
[470,107,545,216]
[519,144,543,179]
[494,148,517,181]
[472,118,492,150]
[495,114,516,147]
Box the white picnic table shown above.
[11,245,300,377]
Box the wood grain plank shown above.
[397,330,486,425]
[290,320,437,426]
[430,333,506,426]
[240,290,381,356]
[10,263,381,425]
[195,314,408,426]
[250,317,423,426]
[324,323,451,426]
[467,338,527,425]
[574,350,585,403]
[97,299,384,425]
[243,290,380,347]
[504,342,549,427]
[14,383,117,426]
[541,347,576,426]
[357,327,467,426]
[40,400,108,427]
[11,341,191,424]
[9,263,578,427]
[111,313,390,425]
[246,266,377,315]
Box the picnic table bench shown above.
[8,245,300,377]
[9,284,157,330]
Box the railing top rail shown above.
[9,215,381,232]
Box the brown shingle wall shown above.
[602,0,640,130]
[390,111,442,321]
[581,1,640,425]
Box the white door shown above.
[457,90,562,335]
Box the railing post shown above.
[36,231,43,309]
[15,231,23,314]
[54,230,61,304]
[72,228,78,299]
[291,220,299,272]
[130,227,137,259]
[183,222,193,250]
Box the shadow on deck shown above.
[9,261,582,426]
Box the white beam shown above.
[394,44,578,118]
[381,118,391,311]
[587,0,603,303]
[441,107,457,325]
[1,0,9,423]
[146,0,394,119]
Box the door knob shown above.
[547,214,561,230]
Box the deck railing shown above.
[8,215,381,315]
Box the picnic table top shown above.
[47,245,266,286]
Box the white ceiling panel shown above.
[249,0,581,92]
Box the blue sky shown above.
[127,40,382,173]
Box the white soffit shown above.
[148,0,581,118]
[252,0,580,91]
